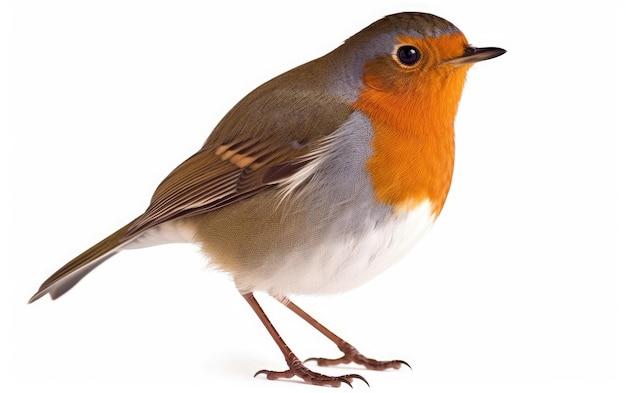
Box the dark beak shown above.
[444,46,506,66]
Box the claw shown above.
[305,343,411,371]
[347,373,370,387]
[253,358,369,387]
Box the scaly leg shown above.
[274,295,410,371]
[242,293,368,387]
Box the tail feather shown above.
[28,221,138,303]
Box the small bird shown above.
[29,12,505,387]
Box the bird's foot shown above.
[306,342,410,371]
[254,354,368,387]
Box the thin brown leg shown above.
[274,295,410,371]
[242,293,368,387]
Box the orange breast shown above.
[354,35,470,216]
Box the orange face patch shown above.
[354,33,472,215]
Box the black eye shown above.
[396,45,421,66]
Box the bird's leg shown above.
[242,292,368,387]
[274,295,410,371]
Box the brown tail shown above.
[28,220,138,303]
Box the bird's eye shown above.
[396,45,421,66]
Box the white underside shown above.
[123,220,196,249]
[240,200,436,295]
[121,199,435,297]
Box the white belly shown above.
[247,200,436,295]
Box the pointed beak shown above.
[444,46,506,66]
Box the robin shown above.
[29,12,505,387]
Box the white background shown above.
[2,0,623,392]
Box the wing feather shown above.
[123,77,354,241]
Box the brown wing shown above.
[123,73,353,241]
[123,136,313,240]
